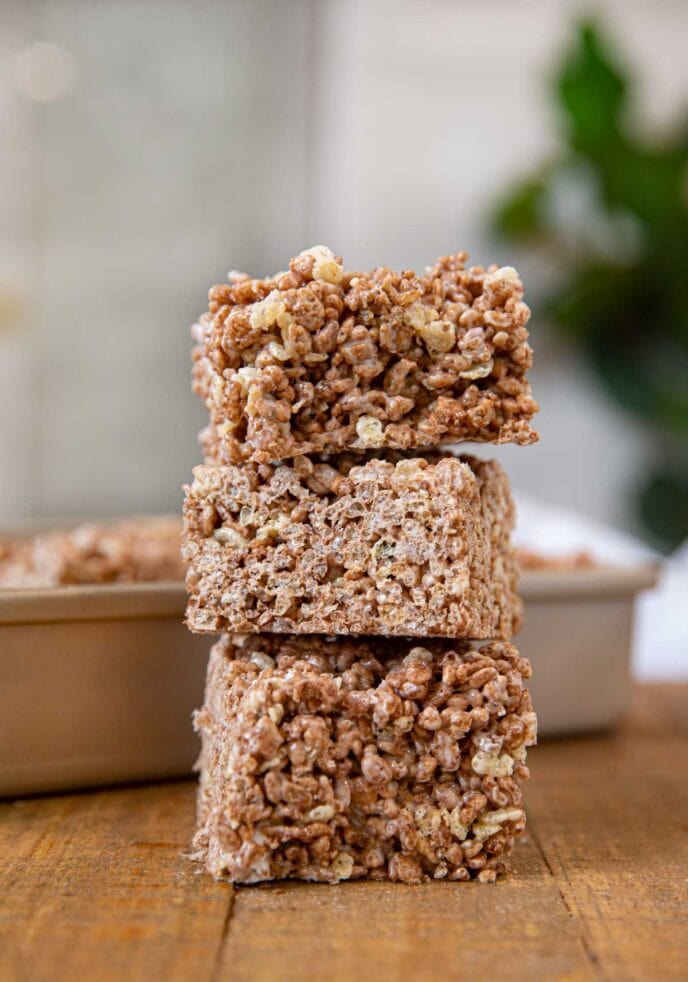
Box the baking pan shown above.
[0,584,209,797]
[520,565,658,735]
[0,565,657,796]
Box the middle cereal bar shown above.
[183,452,521,639]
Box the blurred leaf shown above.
[550,262,688,433]
[488,17,688,541]
[548,262,636,340]
[639,468,688,549]
[594,143,688,227]
[492,176,550,240]
[557,22,626,152]
[590,338,688,434]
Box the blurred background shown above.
[1,1,687,669]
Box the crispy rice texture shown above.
[193,635,536,885]
[0,516,184,589]
[183,452,521,639]
[193,246,538,465]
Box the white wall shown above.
[2,0,313,519]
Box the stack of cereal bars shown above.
[183,246,539,884]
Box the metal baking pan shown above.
[0,584,209,797]
[0,565,657,797]
[520,565,658,735]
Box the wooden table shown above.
[2,684,687,981]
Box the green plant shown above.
[492,20,688,549]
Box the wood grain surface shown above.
[1,684,687,982]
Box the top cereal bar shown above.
[192,246,538,465]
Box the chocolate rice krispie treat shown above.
[0,516,184,589]
[193,246,538,465]
[183,453,520,639]
[516,547,596,572]
[193,634,536,884]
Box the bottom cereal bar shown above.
[193,634,536,884]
